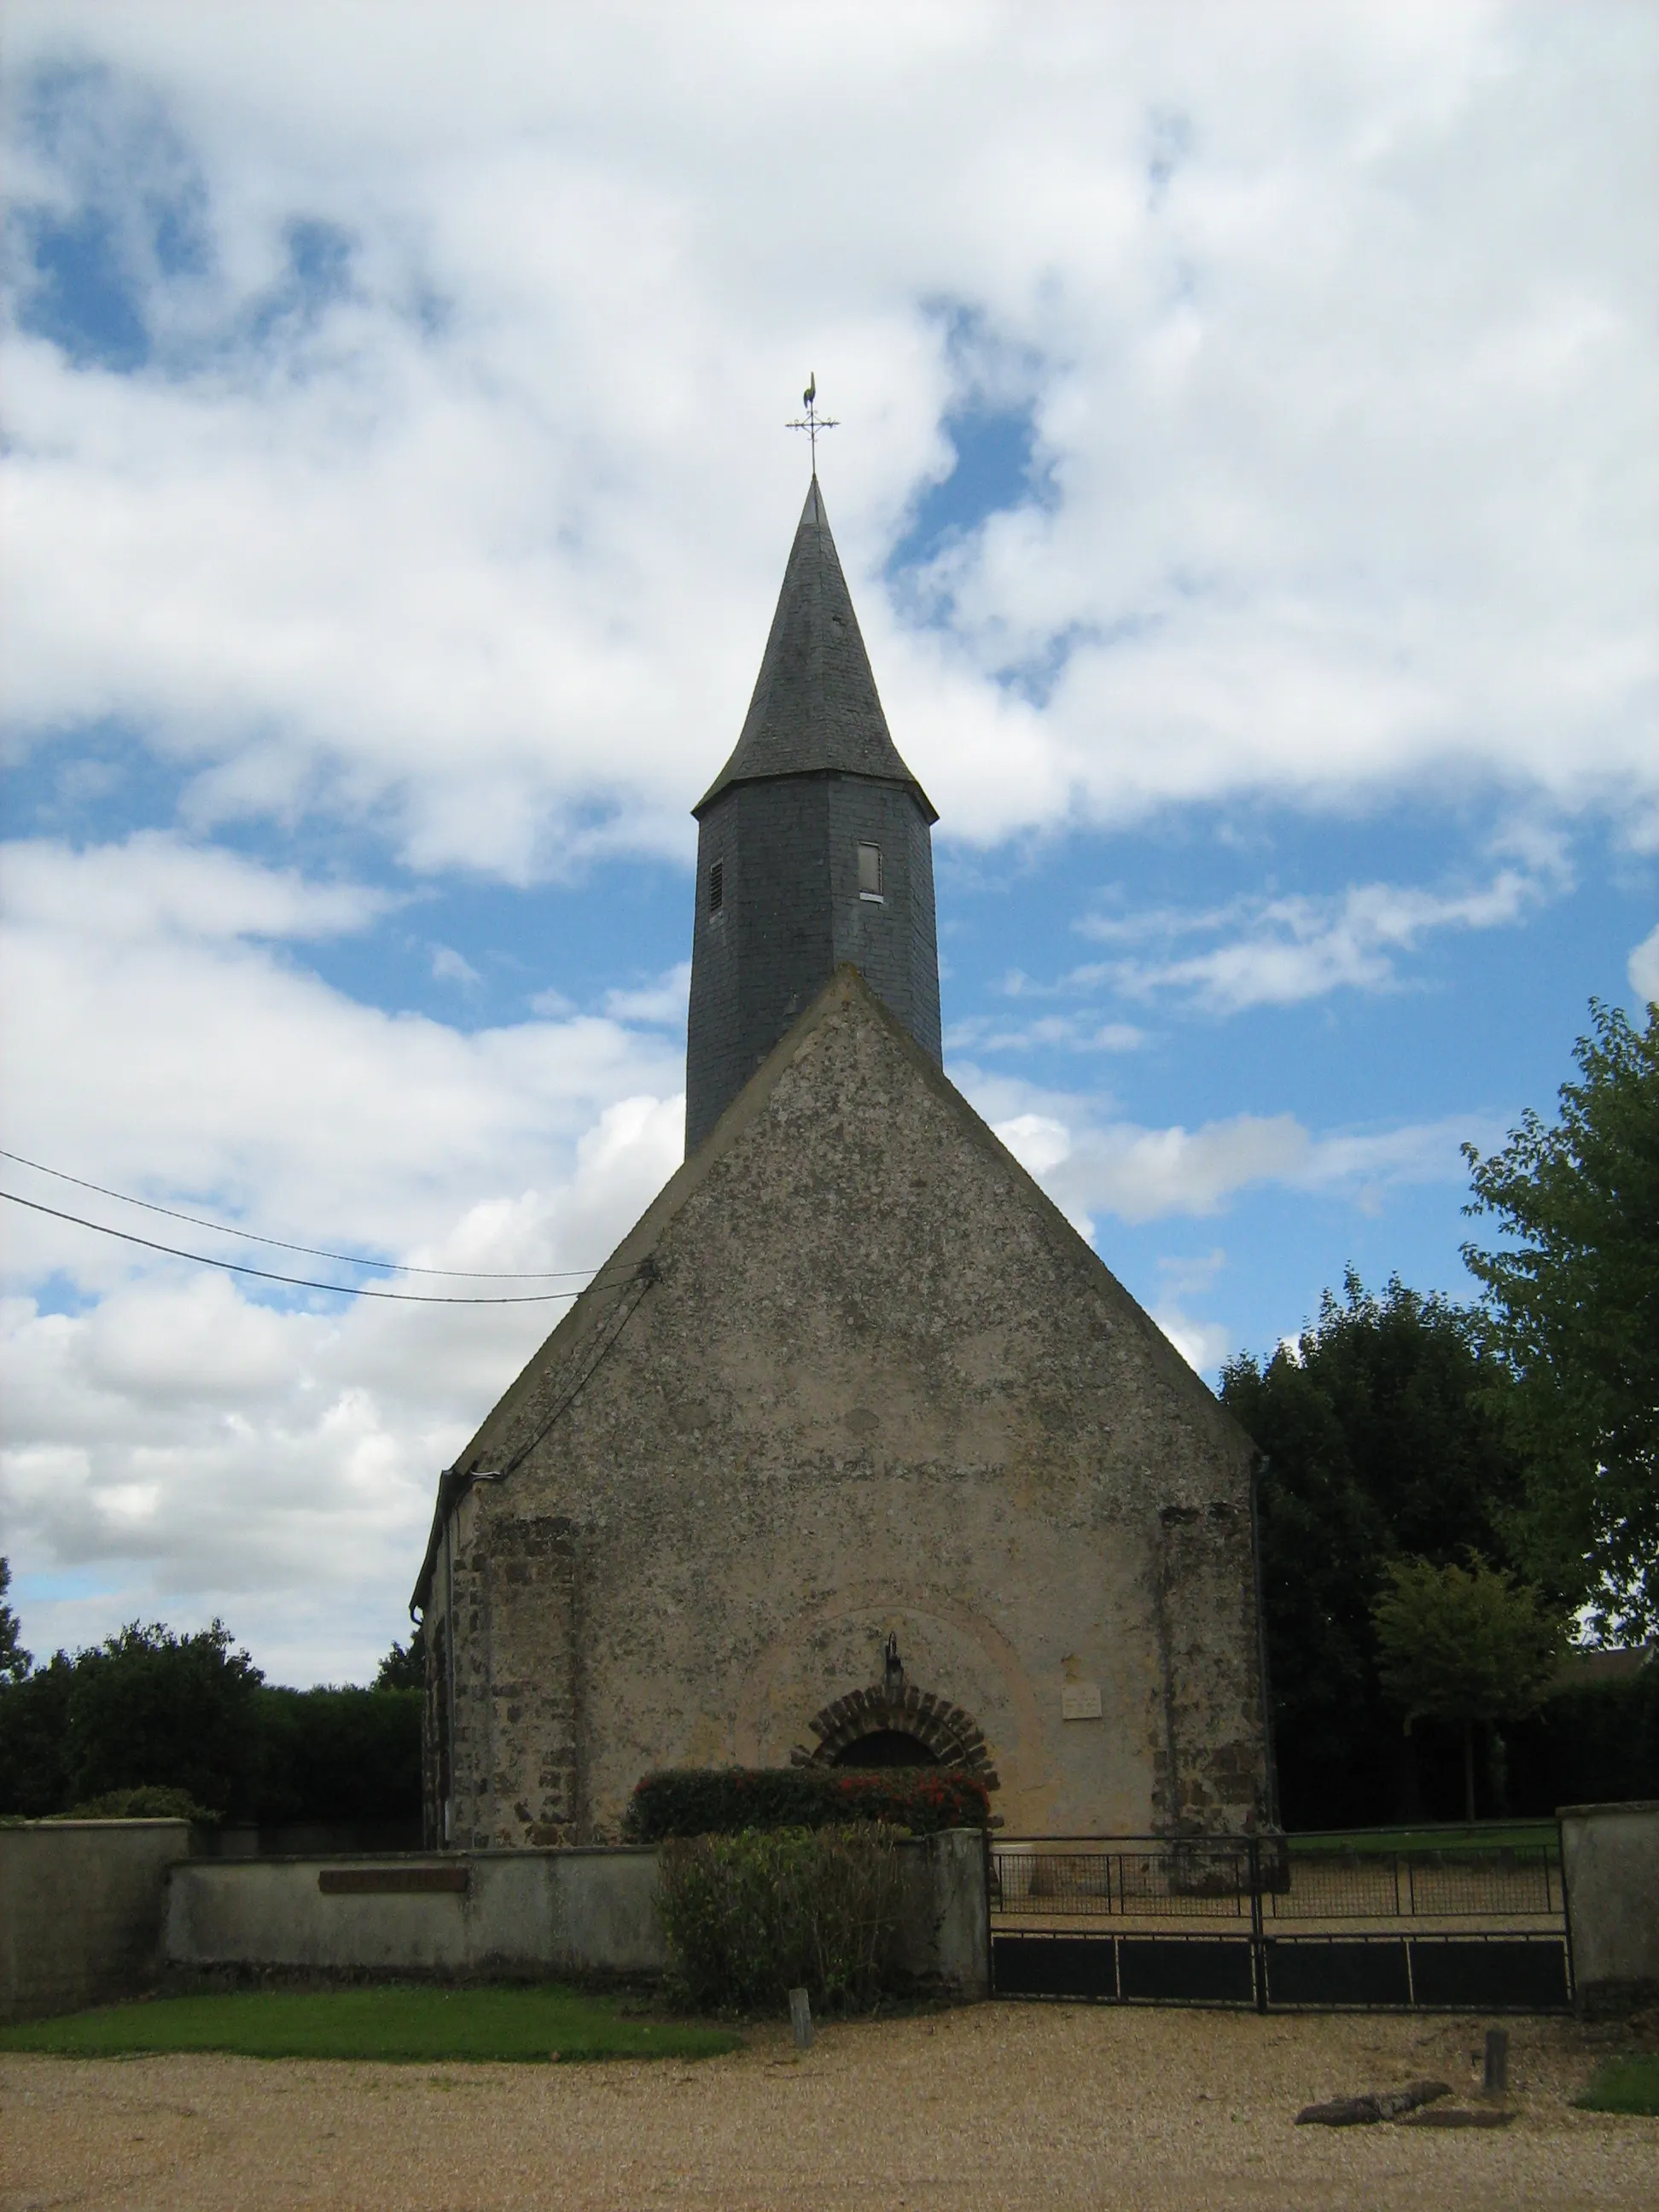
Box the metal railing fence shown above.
[990,1834,1563,1924]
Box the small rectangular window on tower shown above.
[708,859,725,915]
[857,843,884,900]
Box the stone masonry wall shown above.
[426,1499,581,1851]
[427,971,1271,1845]
[1154,1503,1272,1830]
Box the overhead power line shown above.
[0,1188,639,1307]
[0,1146,599,1279]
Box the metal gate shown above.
[989,1831,1573,2011]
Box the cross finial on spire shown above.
[786,371,839,473]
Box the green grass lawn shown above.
[1287,1820,1560,1858]
[1575,2055,1659,2116]
[0,1985,741,2064]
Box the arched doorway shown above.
[798,1637,1000,1789]
[830,1727,937,1768]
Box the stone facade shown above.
[416,969,1273,1847]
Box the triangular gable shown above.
[414,964,1240,1608]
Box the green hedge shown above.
[58,1785,221,1825]
[656,1826,908,2013]
[0,1627,422,1826]
[624,1765,990,1842]
[247,1685,422,1825]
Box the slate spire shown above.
[696,479,936,820]
[684,476,943,1154]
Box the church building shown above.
[414,476,1274,1847]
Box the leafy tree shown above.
[1220,1272,1534,1826]
[0,1558,31,1685]
[1505,1659,1659,1813]
[0,1611,422,1829]
[63,1620,264,1817]
[1371,1555,1563,1820]
[1463,999,1659,1638]
[0,1652,73,1816]
[374,1623,426,1692]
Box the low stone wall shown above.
[166,1847,666,1982]
[166,1829,991,1997]
[1,1819,195,2024]
[1561,1799,1659,2013]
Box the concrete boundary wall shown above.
[895,1829,988,1995]
[167,1846,665,1982]
[2,1820,194,2024]
[1560,1800,1659,2013]
[166,1829,990,1997]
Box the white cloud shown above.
[1150,1250,1231,1374]
[1153,1302,1233,1377]
[1157,1249,1227,1301]
[0,839,680,1267]
[975,1078,1487,1371]
[1,833,393,945]
[1060,1113,1313,1225]
[969,1065,1481,1228]
[987,1083,1309,1224]
[429,943,480,987]
[0,837,685,1681]
[1073,860,1563,1012]
[602,962,691,1027]
[945,1011,1145,1054]
[0,3,1651,866]
[1629,923,1659,1005]
[994,1112,1074,1180]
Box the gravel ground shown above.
[3,2002,1655,2211]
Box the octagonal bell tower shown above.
[685,477,941,1154]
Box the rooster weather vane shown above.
[787,372,839,472]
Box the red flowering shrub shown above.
[623,1765,990,1842]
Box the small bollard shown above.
[1482,2027,1509,2097]
[788,1986,814,2052]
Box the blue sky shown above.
[2,4,1654,1684]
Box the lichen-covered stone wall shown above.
[422,969,1271,1846]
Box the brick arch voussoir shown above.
[803,1682,999,1788]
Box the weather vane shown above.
[786,372,839,472]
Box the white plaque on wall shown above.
[1060,1681,1103,1720]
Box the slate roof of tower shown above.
[695,477,937,821]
